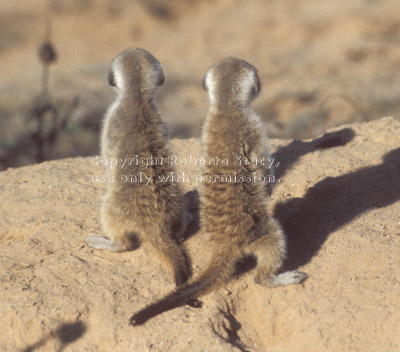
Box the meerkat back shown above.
[201,57,306,287]
[129,57,306,326]
[86,48,192,286]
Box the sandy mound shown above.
[1,117,399,351]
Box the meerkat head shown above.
[108,48,164,95]
[202,57,261,109]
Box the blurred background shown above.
[1,0,400,169]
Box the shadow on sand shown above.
[21,320,87,352]
[273,127,355,181]
[275,146,400,271]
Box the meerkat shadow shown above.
[22,320,87,352]
[181,189,201,241]
[272,128,355,181]
[275,147,400,272]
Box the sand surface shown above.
[1,117,399,351]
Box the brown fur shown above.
[86,48,192,286]
[129,57,306,326]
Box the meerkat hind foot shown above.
[85,234,127,252]
[255,270,307,288]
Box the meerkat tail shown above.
[129,247,237,326]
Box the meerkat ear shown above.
[252,73,261,95]
[108,69,116,87]
[157,70,165,86]
[202,75,208,92]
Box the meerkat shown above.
[129,57,307,326]
[86,48,192,286]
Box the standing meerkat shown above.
[130,57,306,326]
[86,48,192,286]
